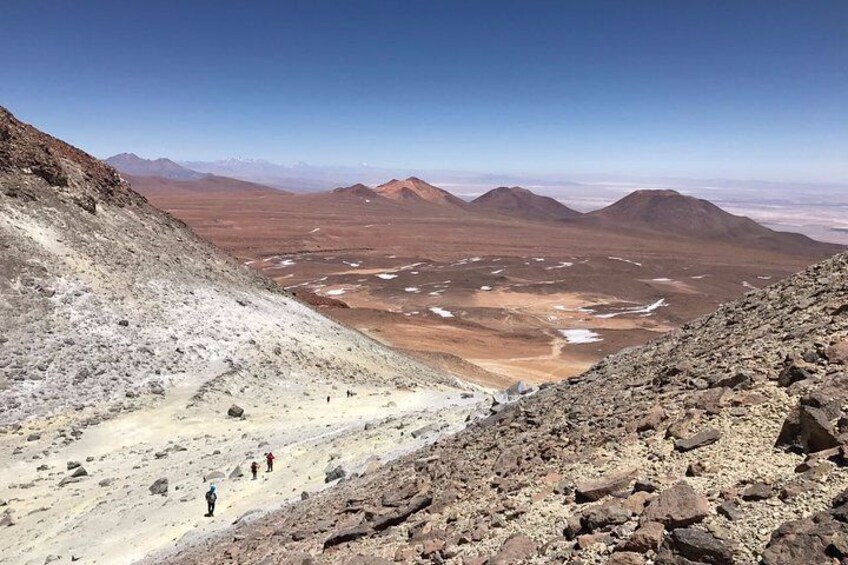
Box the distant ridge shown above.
[126,173,286,195]
[105,153,207,180]
[375,177,468,208]
[470,186,582,221]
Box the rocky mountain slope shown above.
[470,186,582,221]
[0,107,460,423]
[105,152,207,180]
[0,108,480,564]
[163,250,848,564]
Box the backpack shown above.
[206,491,217,503]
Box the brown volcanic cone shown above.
[375,176,468,208]
[470,186,582,221]
[332,183,380,199]
[586,189,840,256]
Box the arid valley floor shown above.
[135,175,837,385]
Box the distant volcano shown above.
[375,177,468,208]
[105,152,207,180]
[470,186,582,221]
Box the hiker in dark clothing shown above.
[250,460,259,480]
[327,395,330,403]
[266,451,275,472]
[205,485,217,517]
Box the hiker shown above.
[250,460,259,480]
[266,451,275,472]
[205,485,217,517]
[327,395,330,403]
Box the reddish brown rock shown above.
[643,481,710,528]
[488,534,537,564]
[608,552,646,565]
[674,428,721,452]
[825,339,848,365]
[657,528,735,564]
[622,521,665,553]
[575,468,638,502]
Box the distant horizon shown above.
[105,150,848,192]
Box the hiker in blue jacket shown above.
[205,485,217,517]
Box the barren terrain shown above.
[136,178,835,385]
[0,108,484,565]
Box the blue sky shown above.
[1,1,846,182]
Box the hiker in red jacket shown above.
[266,452,275,472]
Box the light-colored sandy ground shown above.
[0,366,484,565]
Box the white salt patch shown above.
[491,269,504,275]
[376,273,398,280]
[559,329,603,344]
[757,276,772,280]
[608,257,643,267]
[651,278,673,282]
[480,286,492,291]
[533,257,545,262]
[325,289,346,296]
[429,307,454,318]
[342,261,361,267]
[596,298,667,319]
[690,275,707,279]
[404,287,420,293]
[428,291,443,296]
[743,281,757,290]
[278,259,296,267]
[545,262,574,270]
[309,228,321,233]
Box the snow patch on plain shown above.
[608,257,643,267]
[559,329,603,344]
[429,307,454,318]
[596,298,667,319]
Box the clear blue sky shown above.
[2,1,846,182]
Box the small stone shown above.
[227,405,245,418]
[622,521,665,553]
[741,482,773,501]
[717,500,741,521]
[325,465,346,483]
[608,552,646,565]
[575,468,638,502]
[674,428,721,452]
[149,477,168,495]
